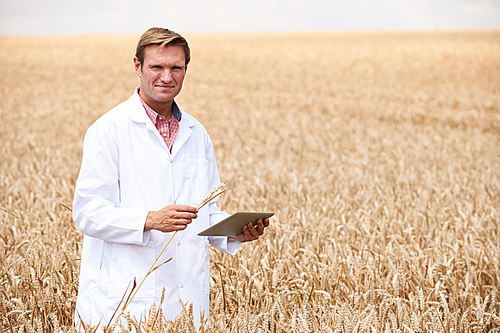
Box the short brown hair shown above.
[135,27,191,66]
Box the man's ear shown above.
[133,56,142,77]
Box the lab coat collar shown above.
[125,92,196,159]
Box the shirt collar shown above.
[136,86,182,122]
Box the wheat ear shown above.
[196,181,230,211]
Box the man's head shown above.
[135,27,191,67]
[134,28,190,116]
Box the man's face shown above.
[134,45,187,113]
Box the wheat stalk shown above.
[1,207,20,220]
[108,182,229,328]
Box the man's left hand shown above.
[234,218,270,242]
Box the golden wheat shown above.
[0,30,499,332]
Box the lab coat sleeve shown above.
[73,121,151,245]
[207,201,241,255]
[204,133,242,255]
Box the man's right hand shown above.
[144,205,198,232]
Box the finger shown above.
[173,205,199,213]
[176,224,188,231]
[175,211,198,220]
[254,219,265,235]
[243,225,255,241]
[173,218,193,225]
[246,222,259,239]
[263,217,270,227]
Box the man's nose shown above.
[160,69,173,82]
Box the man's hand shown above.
[145,205,198,232]
[233,218,270,242]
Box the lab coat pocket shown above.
[109,242,155,299]
[189,159,209,205]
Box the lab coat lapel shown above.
[171,116,193,160]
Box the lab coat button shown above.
[180,284,184,288]
[177,241,181,246]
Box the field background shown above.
[1,30,499,332]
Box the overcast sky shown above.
[1,0,499,37]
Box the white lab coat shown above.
[72,91,241,329]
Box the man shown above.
[72,27,269,328]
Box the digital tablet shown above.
[197,212,275,236]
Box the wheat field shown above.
[0,30,499,332]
